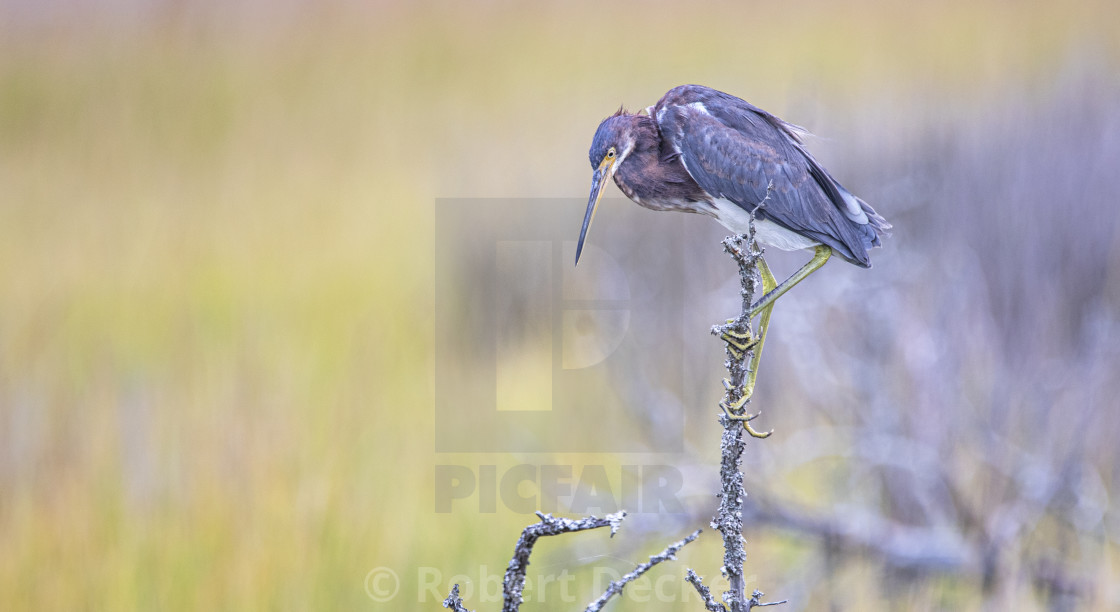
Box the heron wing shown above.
[654,85,883,266]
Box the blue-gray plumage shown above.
[577,86,891,420]
[577,84,889,267]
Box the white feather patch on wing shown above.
[838,186,870,225]
[685,101,710,116]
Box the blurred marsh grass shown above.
[1,0,1119,609]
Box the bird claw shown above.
[719,383,772,438]
[720,329,757,358]
[719,400,772,438]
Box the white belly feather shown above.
[709,198,819,251]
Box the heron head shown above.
[577,111,638,265]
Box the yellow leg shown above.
[748,245,832,318]
[720,245,831,357]
[744,257,777,400]
[719,246,833,438]
[720,258,778,437]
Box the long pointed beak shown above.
[576,159,614,265]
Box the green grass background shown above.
[2,0,1118,609]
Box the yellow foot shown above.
[720,328,757,360]
[719,379,773,438]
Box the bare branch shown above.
[708,229,764,612]
[443,584,474,612]
[584,529,702,612]
[749,589,788,608]
[715,411,750,612]
[686,569,727,612]
[706,217,784,611]
[501,511,626,612]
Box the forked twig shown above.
[686,569,727,611]
[584,529,702,611]
[501,511,626,612]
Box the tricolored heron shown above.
[576,85,889,418]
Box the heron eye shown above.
[607,148,616,158]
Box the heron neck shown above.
[613,116,708,211]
